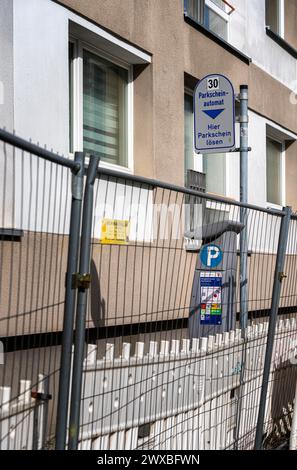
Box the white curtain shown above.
[83,50,128,166]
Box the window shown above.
[204,4,228,41]
[185,0,204,24]
[184,92,195,182]
[265,0,284,37]
[69,39,132,169]
[266,136,284,206]
[184,92,226,195]
[184,0,229,41]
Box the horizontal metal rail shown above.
[0,128,80,172]
[96,166,286,217]
[0,127,287,216]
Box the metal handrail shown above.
[0,127,80,172]
[95,166,286,217]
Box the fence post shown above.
[55,152,85,450]
[239,84,249,332]
[68,155,100,450]
[254,205,292,450]
[233,85,249,449]
[289,379,297,449]
[32,375,51,450]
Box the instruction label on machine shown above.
[200,272,222,325]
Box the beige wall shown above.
[0,232,68,337]
[56,0,297,187]
[2,229,297,336]
[88,242,196,328]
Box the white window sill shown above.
[267,202,283,211]
[98,160,133,175]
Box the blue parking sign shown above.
[200,244,223,268]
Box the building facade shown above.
[1,0,297,444]
[1,0,297,209]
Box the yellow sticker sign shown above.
[100,218,130,245]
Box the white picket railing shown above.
[1,319,295,450]
[78,318,297,450]
[0,374,47,450]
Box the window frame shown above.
[184,0,230,40]
[69,35,134,173]
[266,134,285,209]
[265,0,285,39]
[205,0,230,40]
[184,88,227,196]
[184,88,203,177]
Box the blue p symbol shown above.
[200,244,222,268]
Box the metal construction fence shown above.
[0,128,296,450]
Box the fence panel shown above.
[78,319,296,449]
[0,133,75,449]
[77,170,296,450]
[1,130,297,450]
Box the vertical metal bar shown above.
[254,206,292,450]
[68,156,100,450]
[239,84,249,332]
[41,376,50,449]
[233,85,249,449]
[32,400,40,450]
[32,376,50,450]
[55,152,84,450]
[289,379,297,450]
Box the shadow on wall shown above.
[90,258,106,327]
[264,361,297,448]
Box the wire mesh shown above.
[0,134,296,450]
[78,171,296,450]
[0,138,72,449]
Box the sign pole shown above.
[239,84,249,332]
[233,85,249,449]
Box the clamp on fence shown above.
[31,391,52,402]
[278,272,287,282]
[71,273,91,290]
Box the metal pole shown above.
[233,85,249,448]
[0,127,79,171]
[239,84,249,331]
[289,379,297,450]
[55,152,84,450]
[254,206,292,450]
[68,155,100,450]
[96,166,283,216]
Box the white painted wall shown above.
[0,0,296,221]
[13,0,69,155]
[225,110,267,207]
[246,111,267,207]
[0,0,14,130]
[0,0,151,234]
[229,0,297,91]
[0,0,71,233]
[9,0,149,155]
